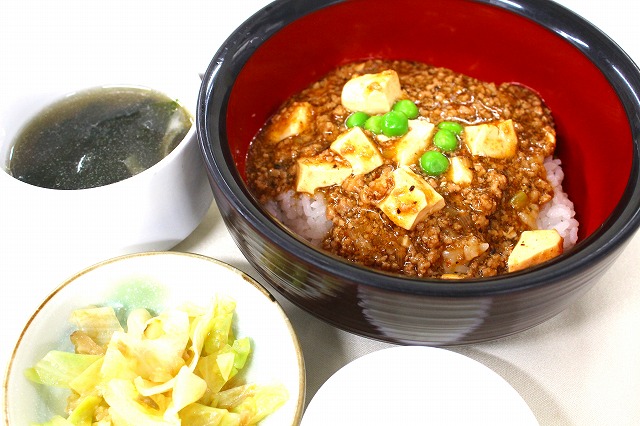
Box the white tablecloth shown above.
[1,1,639,425]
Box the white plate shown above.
[301,346,537,425]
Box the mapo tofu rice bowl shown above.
[199,0,640,343]
[247,59,578,279]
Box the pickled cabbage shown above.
[26,295,288,425]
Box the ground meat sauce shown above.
[246,60,557,278]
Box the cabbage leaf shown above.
[69,306,124,347]
[67,395,103,426]
[179,403,241,426]
[27,296,288,425]
[25,351,101,388]
[103,379,177,425]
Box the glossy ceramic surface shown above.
[301,346,538,425]
[3,252,305,425]
[198,0,640,344]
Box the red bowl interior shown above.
[226,0,632,241]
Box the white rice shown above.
[537,157,579,250]
[265,190,333,246]
[267,157,579,250]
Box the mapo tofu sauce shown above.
[246,60,562,278]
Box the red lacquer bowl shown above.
[198,0,640,344]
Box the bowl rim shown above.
[197,0,640,297]
[2,251,306,426]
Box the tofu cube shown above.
[267,101,314,143]
[378,166,445,230]
[441,273,466,280]
[508,229,564,272]
[330,127,384,175]
[341,70,402,115]
[391,119,435,166]
[296,156,352,194]
[447,156,474,185]
[464,119,518,159]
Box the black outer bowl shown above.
[198,0,640,345]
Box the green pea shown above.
[420,151,449,176]
[364,115,384,134]
[433,129,458,152]
[382,110,409,137]
[437,121,464,135]
[346,111,370,128]
[392,99,419,119]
